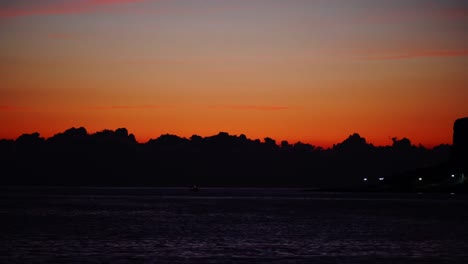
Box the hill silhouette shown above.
[0,126,458,189]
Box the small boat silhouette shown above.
[190,185,199,192]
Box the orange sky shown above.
[1,0,467,147]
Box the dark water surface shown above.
[1,188,468,263]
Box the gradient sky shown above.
[1,0,467,147]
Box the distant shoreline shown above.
[1,185,466,195]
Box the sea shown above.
[1,187,468,263]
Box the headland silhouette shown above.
[0,118,466,192]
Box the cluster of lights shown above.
[363,177,385,182]
[361,174,460,196]
[361,175,461,182]
[363,177,426,182]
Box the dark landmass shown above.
[0,118,466,192]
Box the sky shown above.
[1,0,467,147]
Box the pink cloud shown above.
[210,104,291,111]
[361,49,468,61]
[0,0,147,19]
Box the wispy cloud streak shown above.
[0,0,147,19]
[0,105,30,111]
[210,104,291,111]
[361,49,468,61]
[47,33,74,39]
[88,105,160,110]
[361,7,468,24]
[436,8,468,19]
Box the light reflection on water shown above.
[1,188,468,263]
